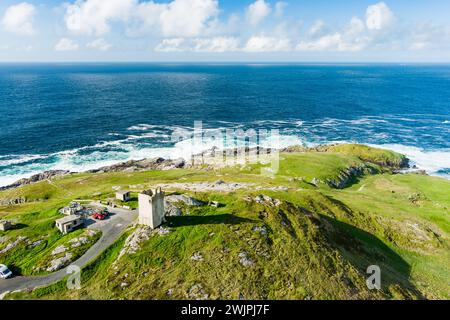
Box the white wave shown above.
[1,123,448,187]
[349,118,388,125]
[127,124,159,131]
[0,171,47,186]
[369,144,450,176]
[0,154,47,167]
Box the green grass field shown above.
[1,144,449,300]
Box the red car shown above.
[92,210,109,220]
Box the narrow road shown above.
[0,206,137,296]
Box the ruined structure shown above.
[116,190,131,202]
[55,215,84,234]
[0,220,12,231]
[138,188,165,229]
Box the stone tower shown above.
[138,188,165,229]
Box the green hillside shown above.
[1,144,449,300]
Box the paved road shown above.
[0,206,137,296]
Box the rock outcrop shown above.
[326,164,377,189]
[89,157,186,173]
[47,253,73,272]
[0,197,27,206]
[0,170,71,191]
[0,236,27,254]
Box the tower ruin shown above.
[138,188,165,229]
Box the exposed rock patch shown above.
[244,195,282,207]
[89,157,186,173]
[0,236,10,244]
[47,253,73,272]
[69,237,90,248]
[116,226,152,262]
[252,226,268,236]
[0,197,27,206]
[190,252,204,262]
[51,245,67,256]
[30,240,43,248]
[0,236,27,254]
[325,165,376,189]
[188,284,209,300]
[0,170,71,191]
[238,251,254,267]
[165,194,205,216]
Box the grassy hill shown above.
[1,144,449,300]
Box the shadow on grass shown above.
[167,214,256,228]
[322,215,425,299]
[9,223,28,230]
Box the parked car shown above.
[92,209,109,220]
[0,264,12,279]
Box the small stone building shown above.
[55,215,84,234]
[60,202,84,215]
[0,220,12,231]
[138,188,165,229]
[116,190,131,202]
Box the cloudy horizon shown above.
[1,0,450,62]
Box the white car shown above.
[0,264,13,279]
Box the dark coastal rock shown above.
[326,165,377,189]
[0,170,71,191]
[0,196,27,206]
[195,146,276,158]
[88,157,187,173]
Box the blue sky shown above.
[1,0,450,62]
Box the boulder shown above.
[0,197,27,206]
[165,194,205,207]
[51,245,68,255]
[238,252,254,267]
[47,253,73,272]
[0,236,27,254]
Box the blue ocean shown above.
[0,63,449,186]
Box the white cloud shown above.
[274,2,288,18]
[308,20,326,37]
[64,0,219,37]
[409,22,450,51]
[158,0,219,37]
[155,38,186,52]
[64,0,134,36]
[87,38,112,51]
[54,38,79,51]
[366,2,394,31]
[155,35,293,53]
[32,0,450,57]
[2,2,35,35]
[298,17,369,52]
[193,37,240,52]
[297,33,342,51]
[155,37,239,52]
[243,35,292,52]
[246,0,271,26]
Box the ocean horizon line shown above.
[1,61,450,66]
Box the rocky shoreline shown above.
[0,144,413,192]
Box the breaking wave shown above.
[1,115,449,187]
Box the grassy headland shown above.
[1,144,449,300]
